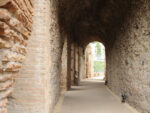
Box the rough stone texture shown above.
[49,0,64,112]
[0,0,33,113]
[66,37,71,90]
[60,37,68,92]
[70,42,75,85]
[106,1,150,113]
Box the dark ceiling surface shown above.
[58,0,144,47]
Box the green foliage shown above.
[94,61,105,72]
[96,42,101,55]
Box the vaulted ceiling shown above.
[58,0,143,47]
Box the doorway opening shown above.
[84,42,106,80]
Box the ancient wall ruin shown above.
[0,0,150,113]
[7,0,63,113]
[0,0,33,113]
[106,2,150,113]
[7,0,50,113]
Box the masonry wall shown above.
[49,1,64,112]
[106,2,150,113]
[6,0,63,113]
[60,37,68,92]
[7,0,50,113]
[70,42,75,85]
[0,0,33,113]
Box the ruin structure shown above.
[0,0,150,113]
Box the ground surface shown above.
[59,78,134,113]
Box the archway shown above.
[82,42,106,81]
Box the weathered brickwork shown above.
[106,2,150,113]
[0,0,33,113]
[7,0,63,113]
[7,0,49,112]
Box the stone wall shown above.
[70,42,75,85]
[106,1,150,113]
[47,0,64,112]
[0,0,33,113]
[61,38,76,91]
[60,37,68,92]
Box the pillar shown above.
[74,43,79,85]
[70,42,75,85]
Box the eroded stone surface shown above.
[106,2,150,113]
[0,0,33,113]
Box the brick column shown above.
[7,0,51,113]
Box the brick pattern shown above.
[0,0,33,113]
[7,0,51,113]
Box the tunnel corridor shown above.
[0,0,150,113]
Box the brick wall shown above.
[7,0,51,113]
[0,0,33,113]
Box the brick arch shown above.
[0,0,33,112]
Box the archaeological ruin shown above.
[0,0,150,113]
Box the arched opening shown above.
[82,41,106,80]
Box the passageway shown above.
[1,0,150,113]
[59,79,134,113]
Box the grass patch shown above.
[94,61,105,72]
